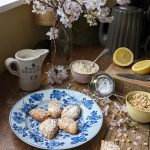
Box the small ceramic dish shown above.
[126,91,150,123]
[70,60,99,84]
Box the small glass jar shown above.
[51,23,73,65]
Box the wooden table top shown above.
[0,46,149,150]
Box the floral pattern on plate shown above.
[9,89,103,150]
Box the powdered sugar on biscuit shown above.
[48,100,61,112]
[61,105,81,119]
[30,108,48,117]
[58,117,78,134]
[48,100,62,118]
[39,118,58,139]
[29,108,50,122]
[40,119,57,132]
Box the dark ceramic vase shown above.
[144,6,150,58]
[99,6,144,58]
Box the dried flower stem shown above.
[98,102,122,118]
[113,93,125,105]
[136,127,150,132]
[39,0,55,9]
[51,18,58,66]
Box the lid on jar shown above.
[90,73,115,98]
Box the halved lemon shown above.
[132,60,150,75]
[113,47,134,67]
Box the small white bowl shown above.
[70,60,99,83]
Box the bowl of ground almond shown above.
[126,91,150,123]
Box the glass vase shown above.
[51,24,73,66]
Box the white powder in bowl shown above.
[72,62,97,74]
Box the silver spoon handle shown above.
[91,48,109,67]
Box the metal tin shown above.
[90,73,115,97]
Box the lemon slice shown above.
[113,47,134,67]
[132,60,150,75]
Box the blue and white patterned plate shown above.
[9,89,103,150]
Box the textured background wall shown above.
[0,4,49,74]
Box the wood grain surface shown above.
[0,46,149,150]
[106,63,150,94]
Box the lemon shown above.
[132,60,150,75]
[113,47,134,67]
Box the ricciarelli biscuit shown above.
[58,117,78,134]
[39,118,58,139]
[61,104,81,119]
[48,100,62,118]
[29,108,50,122]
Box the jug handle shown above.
[147,6,150,21]
[144,35,150,55]
[5,58,19,76]
[99,23,109,47]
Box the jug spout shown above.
[37,49,49,63]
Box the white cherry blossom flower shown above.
[110,118,124,127]
[32,1,47,14]
[46,27,58,40]
[63,0,83,22]
[100,0,108,6]
[83,0,107,11]
[117,132,122,137]
[136,135,142,140]
[46,65,68,84]
[57,7,72,28]
[98,7,113,23]
[61,15,72,28]
[120,104,127,113]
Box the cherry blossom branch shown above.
[38,0,55,10]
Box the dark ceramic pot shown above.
[144,6,150,58]
[99,6,144,58]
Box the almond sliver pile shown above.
[128,93,150,112]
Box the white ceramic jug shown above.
[5,49,49,91]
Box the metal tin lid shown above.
[90,73,115,97]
